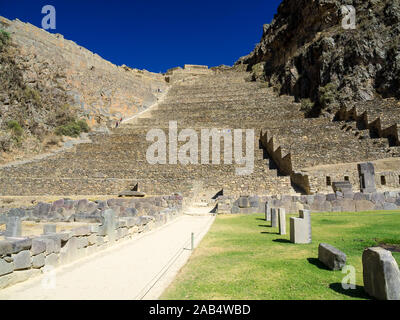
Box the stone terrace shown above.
[1,68,399,198]
[0,70,299,197]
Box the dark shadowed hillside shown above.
[235,0,400,116]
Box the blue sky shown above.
[0,0,281,73]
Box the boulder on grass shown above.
[318,243,346,270]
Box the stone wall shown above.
[218,190,400,214]
[165,64,213,84]
[335,104,400,148]
[0,194,184,289]
[297,159,400,194]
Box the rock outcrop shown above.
[235,0,400,116]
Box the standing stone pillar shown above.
[362,247,400,300]
[5,217,22,237]
[290,210,312,244]
[358,162,376,193]
[100,209,116,242]
[278,208,286,235]
[265,202,271,222]
[271,208,278,228]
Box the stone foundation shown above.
[218,190,400,214]
[0,194,184,289]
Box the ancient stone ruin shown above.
[0,0,400,298]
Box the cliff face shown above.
[235,0,400,115]
[0,17,168,128]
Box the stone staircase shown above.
[0,70,298,198]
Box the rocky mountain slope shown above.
[235,0,400,116]
[0,16,168,163]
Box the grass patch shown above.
[162,210,400,300]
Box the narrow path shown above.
[0,209,215,300]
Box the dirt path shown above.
[0,208,215,300]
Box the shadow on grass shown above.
[258,224,270,228]
[255,218,266,221]
[273,239,291,244]
[329,283,371,299]
[307,258,331,270]
[261,231,279,235]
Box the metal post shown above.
[191,232,194,251]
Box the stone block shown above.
[59,237,79,264]
[0,269,40,290]
[8,238,32,254]
[238,196,250,208]
[51,199,64,211]
[32,253,45,269]
[33,202,51,217]
[331,199,355,212]
[231,205,240,214]
[271,208,278,228]
[363,247,400,300]
[278,208,286,235]
[265,202,271,222]
[73,226,91,236]
[5,217,22,237]
[0,240,13,257]
[310,200,332,212]
[116,220,127,229]
[45,253,59,267]
[371,192,385,204]
[43,224,57,235]
[290,210,312,244]
[31,238,47,256]
[58,231,73,242]
[96,236,105,246]
[318,243,346,270]
[99,209,116,242]
[383,203,397,210]
[249,196,259,208]
[0,258,14,276]
[38,236,60,255]
[314,194,326,203]
[326,193,336,201]
[11,250,32,270]
[76,199,89,212]
[76,237,89,249]
[90,225,100,233]
[355,200,375,212]
[358,162,376,193]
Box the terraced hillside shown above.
[0,70,297,197]
[1,68,400,198]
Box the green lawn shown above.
[162,210,400,300]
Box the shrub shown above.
[318,83,337,108]
[0,29,10,51]
[23,87,42,104]
[7,120,23,137]
[300,99,315,114]
[51,104,77,127]
[55,119,90,137]
[76,119,90,133]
